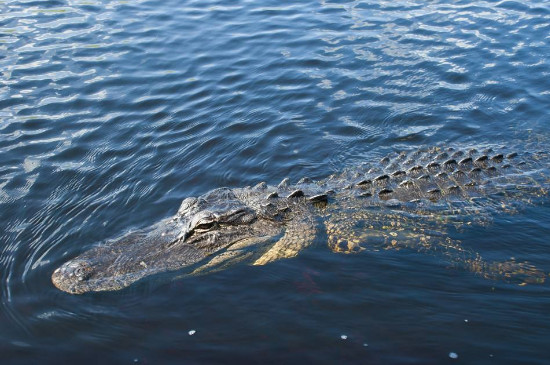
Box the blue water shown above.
[1,0,550,363]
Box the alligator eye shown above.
[195,221,216,231]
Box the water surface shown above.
[1,0,550,363]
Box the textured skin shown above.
[52,146,549,294]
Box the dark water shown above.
[1,0,550,363]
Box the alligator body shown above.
[52,146,549,294]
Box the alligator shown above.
[51,146,549,294]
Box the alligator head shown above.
[52,188,283,294]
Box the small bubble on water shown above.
[363,343,368,347]
[133,359,139,363]
[340,335,347,340]
[188,330,196,336]
[449,352,458,359]
[464,319,469,323]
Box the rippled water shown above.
[1,0,549,363]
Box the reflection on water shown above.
[1,0,549,363]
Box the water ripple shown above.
[0,0,549,361]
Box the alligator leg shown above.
[325,213,369,253]
[324,209,546,284]
[396,233,546,284]
[193,236,276,274]
[253,215,317,266]
[324,209,443,253]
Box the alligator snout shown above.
[52,259,94,293]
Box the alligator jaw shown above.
[51,203,281,294]
[50,218,207,294]
[52,259,95,294]
[51,242,207,294]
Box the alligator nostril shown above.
[75,267,89,281]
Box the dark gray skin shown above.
[52,146,549,294]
